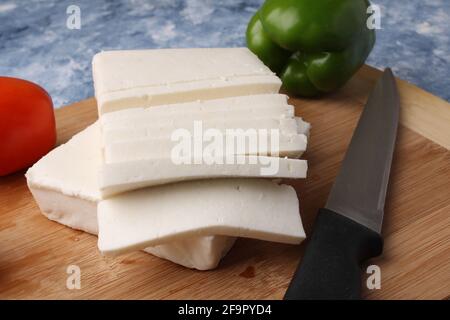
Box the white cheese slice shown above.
[102,118,302,146]
[25,123,236,270]
[100,101,309,196]
[99,157,307,197]
[92,48,282,114]
[98,179,305,256]
[104,133,308,162]
[100,94,294,127]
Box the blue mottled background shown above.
[1,0,449,107]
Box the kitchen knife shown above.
[284,68,400,300]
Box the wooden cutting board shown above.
[0,65,449,300]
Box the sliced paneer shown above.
[102,110,295,131]
[104,133,308,162]
[102,100,311,161]
[25,122,237,270]
[99,95,309,197]
[97,179,306,256]
[100,94,300,146]
[99,157,307,197]
[92,48,282,114]
[104,111,310,162]
[102,117,300,144]
[26,122,307,270]
[100,94,294,126]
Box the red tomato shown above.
[0,77,56,176]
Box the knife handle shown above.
[284,209,383,300]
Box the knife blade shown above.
[284,68,400,300]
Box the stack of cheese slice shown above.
[99,94,309,197]
[26,48,310,270]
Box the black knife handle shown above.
[284,208,383,300]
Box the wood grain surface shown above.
[0,65,449,300]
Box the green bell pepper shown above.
[246,0,375,97]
